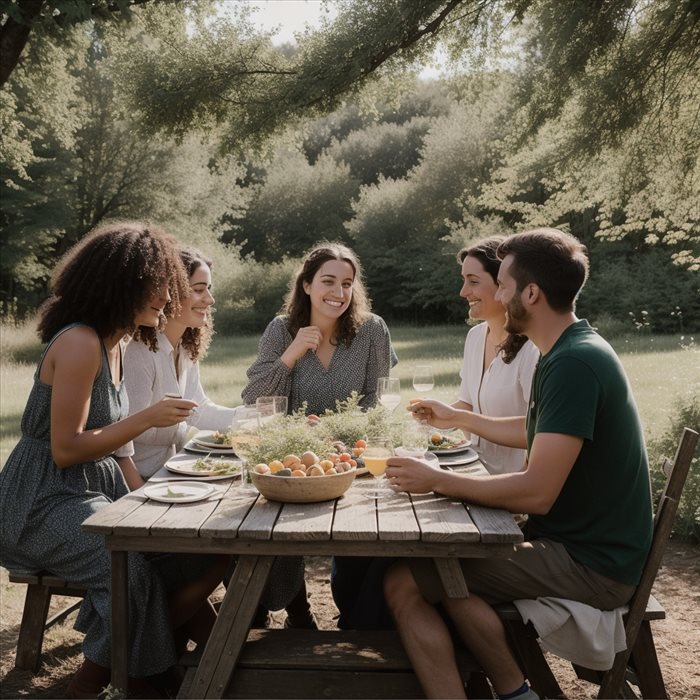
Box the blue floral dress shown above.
[0,324,205,677]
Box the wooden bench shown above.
[8,571,86,672]
[180,629,493,699]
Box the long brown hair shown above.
[457,236,528,364]
[284,242,371,346]
[179,247,214,361]
[38,222,186,349]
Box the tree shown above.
[0,0,163,86]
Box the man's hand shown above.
[408,399,460,430]
[386,455,445,494]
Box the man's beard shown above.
[504,294,529,335]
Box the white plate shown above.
[184,440,237,456]
[166,453,242,478]
[143,481,215,503]
[191,430,235,450]
[437,448,480,467]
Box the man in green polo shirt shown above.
[384,228,653,700]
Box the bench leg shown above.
[503,620,564,699]
[15,583,52,672]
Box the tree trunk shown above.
[0,0,45,87]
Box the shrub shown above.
[646,395,700,542]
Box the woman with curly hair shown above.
[453,236,540,474]
[119,246,239,482]
[242,241,397,630]
[0,223,227,698]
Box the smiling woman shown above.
[118,246,243,483]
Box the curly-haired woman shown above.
[242,241,398,631]
[0,223,227,698]
[119,247,239,483]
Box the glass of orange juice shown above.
[362,436,393,500]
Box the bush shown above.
[646,396,700,542]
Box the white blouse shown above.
[458,322,540,475]
[117,334,239,478]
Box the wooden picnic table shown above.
[82,461,523,699]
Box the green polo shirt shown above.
[525,320,653,586]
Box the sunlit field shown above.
[1,321,697,469]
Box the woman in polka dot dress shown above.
[243,241,398,629]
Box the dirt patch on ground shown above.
[1,542,698,698]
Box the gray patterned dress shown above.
[242,314,398,617]
[0,324,201,677]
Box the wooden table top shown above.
[82,467,523,557]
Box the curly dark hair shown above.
[457,236,529,365]
[38,222,187,349]
[497,228,589,312]
[284,242,372,347]
[178,247,214,362]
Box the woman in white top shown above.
[120,247,238,482]
[454,236,540,474]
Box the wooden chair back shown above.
[598,426,698,697]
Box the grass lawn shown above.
[1,321,698,468]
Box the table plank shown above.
[466,504,524,543]
[377,493,420,541]
[82,493,147,534]
[273,500,335,541]
[332,486,378,541]
[237,498,283,540]
[113,500,171,536]
[150,495,226,537]
[199,495,258,538]
[411,495,480,543]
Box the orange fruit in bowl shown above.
[300,451,319,467]
[319,459,334,471]
[254,463,271,474]
[283,454,301,468]
[307,465,324,477]
[291,469,306,478]
[338,453,351,463]
[269,459,285,473]
[355,439,367,449]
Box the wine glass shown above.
[255,395,288,425]
[377,377,401,413]
[230,406,261,496]
[362,436,394,500]
[396,418,430,459]
[412,365,434,394]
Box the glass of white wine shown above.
[412,365,435,394]
[362,436,394,500]
[230,406,261,497]
[378,377,401,413]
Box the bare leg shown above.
[384,562,466,699]
[443,594,526,696]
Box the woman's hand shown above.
[408,399,461,430]
[143,397,198,428]
[282,326,323,366]
[385,456,443,495]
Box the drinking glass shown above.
[377,377,401,413]
[230,406,261,496]
[412,365,435,394]
[362,436,394,499]
[255,396,288,425]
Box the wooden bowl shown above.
[250,468,356,503]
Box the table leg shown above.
[434,558,469,598]
[111,550,129,695]
[184,555,274,700]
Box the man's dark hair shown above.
[497,228,589,312]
